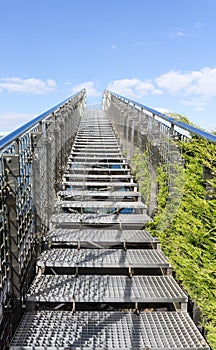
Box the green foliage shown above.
[156,137,216,348]
[130,149,151,205]
[131,137,216,349]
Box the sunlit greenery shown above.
[131,134,216,349]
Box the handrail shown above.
[106,90,216,144]
[0,89,86,151]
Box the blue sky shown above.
[1,0,216,133]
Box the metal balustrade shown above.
[0,90,86,349]
[0,90,212,349]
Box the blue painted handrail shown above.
[107,90,216,144]
[0,90,85,151]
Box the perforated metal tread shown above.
[10,311,209,349]
[75,136,116,139]
[62,181,137,188]
[73,145,120,149]
[37,248,169,268]
[26,275,187,304]
[74,143,119,146]
[45,228,159,245]
[58,190,141,200]
[54,201,146,210]
[66,167,130,173]
[63,174,133,180]
[50,213,151,228]
[69,157,126,162]
[67,162,128,167]
[71,152,122,157]
[71,149,121,153]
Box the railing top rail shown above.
[106,90,216,144]
[0,89,86,151]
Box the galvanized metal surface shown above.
[1,91,86,349]
[50,213,151,228]
[66,167,130,173]
[45,228,159,244]
[7,107,210,349]
[62,181,137,188]
[63,174,133,179]
[37,248,169,268]
[67,162,128,167]
[106,90,216,144]
[27,275,187,304]
[54,200,146,209]
[10,311,209,349]
[57,190,141,200]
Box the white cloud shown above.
[155,67,216,98]
[175,31,187,37]
[153,107,171,114]
[71,81,101,97]
[106,67,216,105]
[0,77,57,94]
[0,112,37,132]
[155,71,192,94]
[111,44,116,49]
[181,97,208,108]
[107,78,162,99]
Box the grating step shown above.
[65,167,130,173]
[10,311,209,350]
[45,228,159,246]
[71,152,122,157]
[72,148,121,153]
[58,190,141,201]
[54,200,146,210]
[50,213,151,229]
[73,145,120,149]
[74,142,119,146]
[69,157,125,162]
[37,248,170,269]
[62,181,137,188]
[67,162,128,167]
[26,275,188,307]
[63,174,133,180]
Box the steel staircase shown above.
[10,110,209,349]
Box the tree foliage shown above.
[131,136,216,349]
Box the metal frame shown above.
[0,90,86,349]
[105,90,216,143]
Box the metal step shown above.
[62,181,137,188]
[74,142,119,146]
[71,152,123,157]
[63,174,133,180]
[10,311,209,350]
[37,248,170,270]
[73,145,120,149]
[74,137,117,140]
[72,148,121,153]
[69,156,125,162]
[54,200,146,212]
[26,275,188,309]
[50,213,151,229]
[67,163,129,169]
[45,228,159,247]
[65,167,130,173]
[57,190,141,201]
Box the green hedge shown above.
[131,137,216,349]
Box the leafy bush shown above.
[131,137,216,349]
